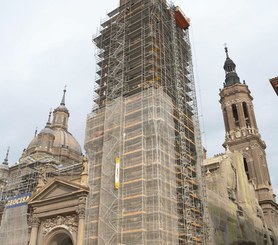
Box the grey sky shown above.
[0,0,277,193]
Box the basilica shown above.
[0,0,277,244]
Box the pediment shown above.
[29,178,88,204]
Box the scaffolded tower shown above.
[85,0,206,244]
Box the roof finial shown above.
[3,147,10,165]
[60,85,67,106]
[46,109,52,127]
[224,43,229,58]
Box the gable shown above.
[29,179,88,203]
[40,183,77,200]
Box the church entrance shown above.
[49,233,73,245]
[46,230,74,245]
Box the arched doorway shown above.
[45,228,74,245]
[49,233,73,245]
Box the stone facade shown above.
[28,178,89,245]
[209,48,278,244]
[0,90,86,245]
[205,151,277,244]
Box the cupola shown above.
[223,47,240,87]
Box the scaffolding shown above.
[0,152,83,245]
[0,204,29,245]
[0,152,82,202]
[184,22,209,245]
[85,0,206,244]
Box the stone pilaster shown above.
[29,216,40,245]
[76,197,86,245]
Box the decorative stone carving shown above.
[36,167,47,191]
[235,98,243,103]
[235,130,241,138]
[79,196,86,205]
[82,156,88,173]
[76,205,86,219]
[81,156,89,186]
[42,214,78,235]
[250,143,258,149]
[77,197,87,219]
[224,101,232,107]
[29,216,40,227]
[56,215,65,225]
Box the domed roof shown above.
[38,111,55,135]
[23,89,82,165]
[54,105,69,113]
[39,127,55,135]
[52,129,82,154]
[27,128,82,156]
[0,163,9,171]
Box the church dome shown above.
[39,127,55,135]
[22,89,82,165]
[54,104,69,113]
[52,129,82,155]
[26,128,82,156]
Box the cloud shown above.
[0,0,277,194]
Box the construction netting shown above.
[0,203,29,245]
[84,0,205,244]
[85,88,180,244]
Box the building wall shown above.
[205,152,277,244]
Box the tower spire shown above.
[61,85,67,106]
[219,48,278,229]
[223,47,240,87]
[224,43,229,58]
[46,109,52,128]
[2,147,10,165]
[52,87,69,130]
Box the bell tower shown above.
[219,47,278,227]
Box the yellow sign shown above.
[115,156,120,190]
[116,156,120,164]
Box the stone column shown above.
[237,102,246,128]
[248,104,258,129]
[76,197,86,245]
[29,216,40,245]
[226,105,235,132]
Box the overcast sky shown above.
[0,0,277,192]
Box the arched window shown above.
[242,102,250,127]
[232,104,239,127]
[223,108,230,132]
[243,158,250,180]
